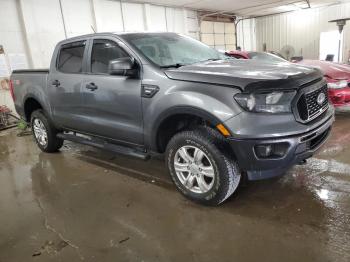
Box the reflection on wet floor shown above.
[0,114,350,261]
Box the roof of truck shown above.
[60,31,175,41]
[56,32,179,47]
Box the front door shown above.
[49,40,87,131]
[80,38,143,146]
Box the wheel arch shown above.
[23,96,44,122]
[150,106,223,153]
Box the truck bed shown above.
[11,69,50,119]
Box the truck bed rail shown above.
[12,69,49,74]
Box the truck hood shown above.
[297,60,350,80]
[164,59,323,92]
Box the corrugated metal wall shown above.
[252,2,350,62]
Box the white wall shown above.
[236,18,256,51]
[0,0,200,111]
[61,0,96,37]
[20,0,66,68]
[166,7,186,34]
[0,0,199,70]
[122,2,146,31]
[93,0,124,32]
[0,0,28,65]
[250,2,350,62]
[145,4,167,31]
[185,9,199,39]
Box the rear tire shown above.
[165,127,241,206]
[31,110,63,153]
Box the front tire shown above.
[165,128,241,206]
[31,110,63,153]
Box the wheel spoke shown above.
[178,147,192,163]
[200,165,215,178]
[32,118,48,146]
[33,127,40,136]
[184,174,195,189]
[197,175,209,192]
[174,162,189,172]
[194,148,204,163]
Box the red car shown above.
[296,60,350,107]
[226,51,350,107]
[226,51,287,62]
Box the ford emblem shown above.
[317,92,326,105]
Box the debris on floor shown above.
[32,240,68,257]
[0,105,19,131]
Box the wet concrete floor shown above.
[1,114,350,262]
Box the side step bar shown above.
[57,133,150,160]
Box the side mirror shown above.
[108,57,136,76]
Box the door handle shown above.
[86,82,98,91]
[51,80,60,87]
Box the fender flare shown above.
[148,106,222,152]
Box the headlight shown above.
[234,91,296,113]
[327,80,348,89]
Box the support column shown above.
[143,3,151,31]
[90,0,98,32]
[15,0,33,69]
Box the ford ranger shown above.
[10,32,335,205]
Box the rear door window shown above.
[91,39,129,74]
[57,41,86,73]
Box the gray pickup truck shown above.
[11,32,334,205]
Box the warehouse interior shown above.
[1,0,350,261]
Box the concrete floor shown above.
[1,114,350,262]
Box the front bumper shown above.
[329,88,350,107]
[227,114,334,180]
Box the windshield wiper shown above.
[160,63,185,69]
[161,59,223,68]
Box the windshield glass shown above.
[122,33,228,67]
[248,52,286,63]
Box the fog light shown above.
[254,142,289,159]
[255,144,273,158]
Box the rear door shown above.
[49,40,88,130]
[80,37,144,145]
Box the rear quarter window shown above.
[57,41,86,73]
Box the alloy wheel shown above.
[33,118,48,147]
[174,145,215,194]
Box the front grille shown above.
[297,84,329,122]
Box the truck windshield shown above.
[122,33,227,68]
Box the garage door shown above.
[200,21,235,51]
